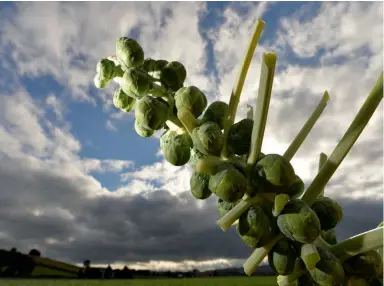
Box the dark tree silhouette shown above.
[83,259,91,268]
[28,249,41,257]
[10,248,17,253]
[121,266,132,279]
[104,265,113,279]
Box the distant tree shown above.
[10,248,17,253]
[28,249,41,257]
[83,259,91,268]
[192,269,198,277]
[213,270,218,277]
[122,265,133,279]
[104,265,113,279]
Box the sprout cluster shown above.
[93,20,383,286]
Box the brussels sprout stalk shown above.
[330,227,384,262]
[177,108,200,136]
[243,233,285,276]
[247,104,253,119]
[273,194,290,217]
[301,244,321,270]
[195,156,227,175]
[221,19,265,159]
[301,72,383,206]
[318,152,328,197]
[282,91,330,161]
[246,52,276,168]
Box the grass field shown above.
[0,277,278,286]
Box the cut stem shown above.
[216,195,264,231]
[318,152,328,197]
[247,52,276,168]
[283,91,330,161]
[221,19,265,159]
[301,243,320,270]
[247,105,253,119]
[330,227,384,261]
[177,108,199,136]
[243,233,285,276]
[195,156,227,176]
[272,194,290,217]
[301,72,383,206]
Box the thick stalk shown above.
[177,108,199,136]
[195,156,227,176]
[283,91,330,161]
[318,153,328,197]
[221,19,265,159]
[246,52,276,168]
[243,233,285,276]
[330,227,384,261]
[301,72,383,206]
[247,105,253,119]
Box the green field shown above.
[0,277,278,286]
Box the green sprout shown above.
[190,172,212,200]
[227,118,253,156]
[135,95,169,131]
[191,122,224,156]
[134,120,154,138]
[200,101,229,130]
[116,37,144,70]
[268,238,298,275]
[113,86,135,112]
[311,197,344,231]
[160,61,187,92]
[175,86,208,118]
[160,130,192,166]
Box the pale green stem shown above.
[330,227,384,262]
[301,72,383,206]
[221,19,265,159]
[301,243,320,270]
[195,156,226,176]
[246,52,276,168]
[243,233,285,276]
[247,105,253,119]
[216,194,265,231]
[283,91,330,161]
[177,108,199,136]
[272,194,290,217]
[318,152,328,197]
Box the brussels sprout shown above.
[134,96,169,131]
[190,172,212,200]
[237,207,277,248]
[175,86,208,118]
[217,198,240,217]
[283,175,305,199]
[189,148,207,169]
[192,122,224,156]
[134,120,154,137]
[321,228,338,245]
[160,130,192,166]
[142,58,168,79]
[309,246,345,285]
[250,154,296,193]
[116,37,144,70]
[209,165,246,202]
[268,238,298,275]
[113,87,135,112]
[94,74,109,89]
[121,67,168,99]
[344,250,383,279]
[277,199,321,243]
[160,61,187,91]
[201,101,229,129]
[227,118,253,155]
[311,197,343,231]
[96,58,123,81]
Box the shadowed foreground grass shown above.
[0,277,278,286]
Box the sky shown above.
[0,1,383,272]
